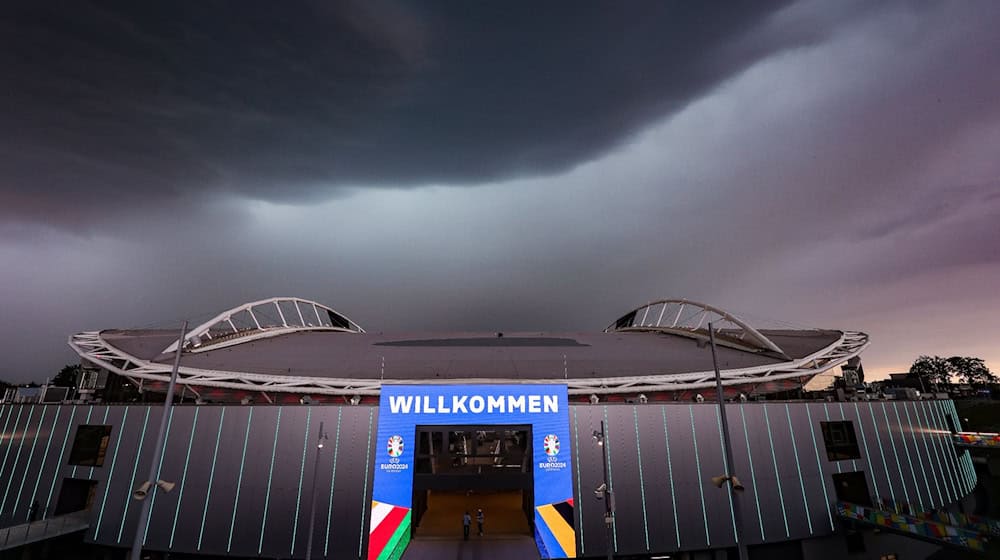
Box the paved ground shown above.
[415,490,531,538]
[403,536,539,560]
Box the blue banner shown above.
[369,384,575,558]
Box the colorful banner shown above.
[369,384,575,559]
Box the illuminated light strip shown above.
[144,407,175,545]
[940,401,967,495]
[324,407,343,557]
[118,407,150,543]
[258,406,283,555]
[924,402,958,501]
[805,405,834,531]
[852,403,879,503]
[689,405,711,544]
[26,406,62,520]
[838,403,857,471]
[1,405,35,516]
[739,405,765,540]
[572,408,584,555]
[0,407,24,483]
[762,404,789,537]
[823,404,841,474]
[358,409,374,559]
[227,408,254,552]
[603,406,618,551]
[0,405,27,476]
[881,403,911,504]
[290,407,313,555]
[633,407,650,550]
[891,404,922,509]
[913,403,945,505]
[170,407,200,548]
[198,408,226,550]
[868,403,896,503]
[89,407,110,479]
[902,403,932,508]
[784,404,812,534]
[49,407,77,522]
[94,407,128,538]
[661,406,681,548]
[965,452,978,491]
[715,407,737,542]
[947,400,963,431]
[945,401,976,493]
[0,406,13,467]
[930,401,964,496]
[12,406,48,518]
[71,405,93,478]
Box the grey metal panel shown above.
[327,406,376,560]
[875,402,913,508]
[603,406,646,555]
[907,402,944,507]
[197,406,253,554]
[662,404,710,550]
[9,405,54,525]
[570,406,607,558]
[259,406,312,558]
[144,405,196,549]
[231,405,281,557]
[0,404,46,526]
[898,402,933,509]
[786,403,834,535]
[88,405,131,542]
[762,404,809,539]
[737,402,787,541]
[728,404,765,545]
[692,404,736,548]
[856,402,893,505]
[168,405,222,553]
[634,405,679,553]
[843,402,881,503]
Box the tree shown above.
[51,364,82,387]
[946,356,996,386]
[908,355,951,388]
[908,355,996,388]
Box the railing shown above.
[954,431,1000,449]
[835,501,992,553]
[0,511,90,551]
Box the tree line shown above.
[908,355,996,387]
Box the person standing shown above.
[476,508,484,536]
[463,511,471,540]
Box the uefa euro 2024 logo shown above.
[387,435,404,458]
[543,434,560,457]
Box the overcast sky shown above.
[2,1,998,383]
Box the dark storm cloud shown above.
[0,0,834,226]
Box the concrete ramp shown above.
[403,536,539,560]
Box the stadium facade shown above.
[0,298,983,559]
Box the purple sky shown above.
[1,1,998,383]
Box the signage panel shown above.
[369,384,575,559]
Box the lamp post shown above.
[592,422,614,560]
[708,322,748,560]
[305,421,328,560]
[130,321,187,560]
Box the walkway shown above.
[836,501,995,554]
[0,512,90,551]
[402,536,539,560]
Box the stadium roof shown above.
[70,297,869,398]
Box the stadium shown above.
[0,297,987,560]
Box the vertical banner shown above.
[369,384,575,560]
